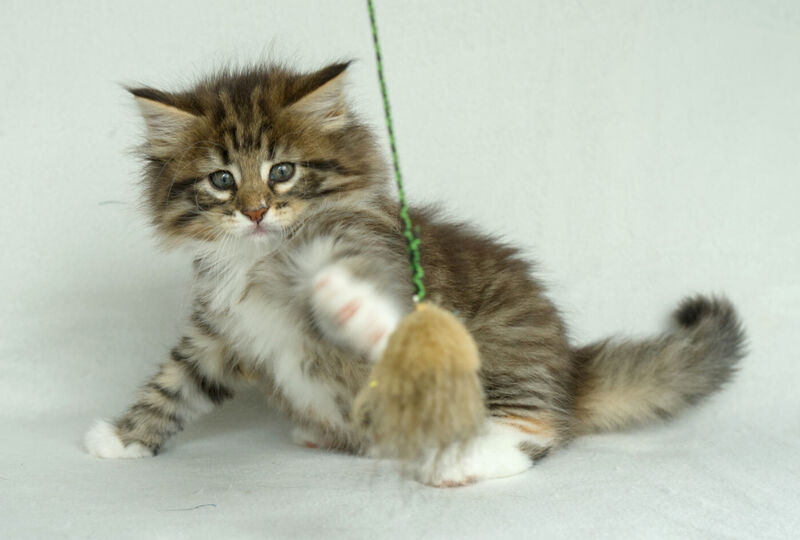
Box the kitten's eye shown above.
[209,170,235,190]
[269,162,296,182]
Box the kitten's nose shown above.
[242,207,267,224]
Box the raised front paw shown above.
[84,419,153,459]
[311,265,400,360]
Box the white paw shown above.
[414,446,478,487]
[84,419,153,459]
[311,265,400,361]
[291,426,326,449]
[413,421,534,487]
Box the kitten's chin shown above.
[244,225,275,241]
[236,225,284,250]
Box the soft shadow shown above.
[175,389,292,447]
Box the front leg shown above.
[84,324,236,458]
[310,264,404,361]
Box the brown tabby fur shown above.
[104,62,745,467]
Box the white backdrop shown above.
[2,1,798,538]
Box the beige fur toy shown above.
[352,303,486,460]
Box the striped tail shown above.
[572,295,746,434]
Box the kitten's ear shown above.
[288,62,351,129]
[128,87,198,156]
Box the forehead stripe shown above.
[299,159,347,174]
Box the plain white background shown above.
[2,1,798,538]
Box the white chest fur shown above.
[197,250,345,428]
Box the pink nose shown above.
[242,207,267,224]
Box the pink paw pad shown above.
[334,299,362,325]
[435,476,477,488]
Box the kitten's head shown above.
[131,62,386,247]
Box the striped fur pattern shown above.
[85,63,746,486]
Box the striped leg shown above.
[85,330,235,458]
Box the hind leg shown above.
[413,416,556,487]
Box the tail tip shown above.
[673,294,736,329]
[673,293,747,363]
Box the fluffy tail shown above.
[572,295,746,434]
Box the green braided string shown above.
[366,0,426,302]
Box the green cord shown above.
[366,0,426,302]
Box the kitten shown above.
[84,62,745,487]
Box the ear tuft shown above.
[129,88,198,156]
[288,62,351,130]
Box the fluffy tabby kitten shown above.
[84,62,745,487]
